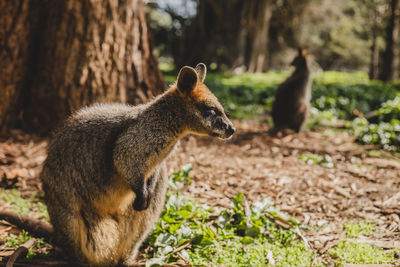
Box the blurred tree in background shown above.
[149,0,400,79]
[379,0,400,80]
[0,0,165,134]
[1,0,400,135]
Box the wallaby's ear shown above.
[297,48,303,56]
[298,48,308,57]
[177,66,198,94]
[195,63,207,83]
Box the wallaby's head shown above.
[291,48,308,68]
[174,63,235,139]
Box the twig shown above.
[339,168,377,183]
[310,254,317,267]
[295,227,309,249]
[176,252,190,266]
[172,241,192,253]
[318,232,345,255]
[6,238,36,267]
[265,212,292,229]
[0,210,53,242]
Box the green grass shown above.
[0,189,50,260]
[0,189,48,219]
[4,231,46,259]
[329,241,398,266]
[343,221,377,238]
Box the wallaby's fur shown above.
[271,49,312,134]
[2,64,234,267]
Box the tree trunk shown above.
[247,0,273,73]
[369,28,379,80]
[175,0,246,70]
[379,0,400,81]
[0,0,36,132]
[0,0,165,134]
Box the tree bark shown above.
[0,0,165,134]
[174,0,245,69]
[379,0,400,81]
[247,0,273,73]
[0,0,36,132]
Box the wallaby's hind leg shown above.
[57,209,122,266]
[292,105,309,133]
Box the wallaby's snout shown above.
[219,116,235,139]
[225,122,236,137]
[209,114,235,139]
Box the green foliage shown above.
[352,95,400,151]
[300,153,335,168]
[143,167,400,266]
[328,241,398,265]
[328,221,399,265]
[377,93,400,121]
[343,221,377,238]
[4,231,46,259]
[169,163,192,189]
[144,168,315,266]
[312,80,399,120]
[0,189,48,219]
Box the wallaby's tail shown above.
[0,210,54,243]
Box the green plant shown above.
[4,231,46,259]
[143,167,319,266]
[300,153,335,168]
[352,95,400,151]
[0,189,48,219]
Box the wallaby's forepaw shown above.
[133,192,151,211]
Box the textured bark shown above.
[0,0,165,134]
[0,0,34,132]
[379,0,400,81]
[173,0,273,72]
[174,0,245,69]
[247,0,273,73]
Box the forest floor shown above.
[0,120,400,266]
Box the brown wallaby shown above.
[0,63,235,266]
[271,49,312,135]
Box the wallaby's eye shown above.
[207,109,216,116]
[197,103,220,117]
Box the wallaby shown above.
[0,63,235,266]
[271,49,312,134]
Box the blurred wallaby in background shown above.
[271,49,312,135]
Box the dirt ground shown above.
[1,121,400,262]
[169,121,400,229]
